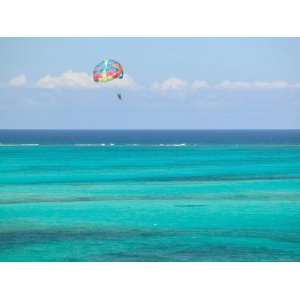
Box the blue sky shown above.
[0,38,300,129]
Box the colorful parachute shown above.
[93,59,124,83]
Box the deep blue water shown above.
[0,130,300,261]
[1,129,300,145]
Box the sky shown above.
[0,37,300,129]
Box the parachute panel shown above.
[93,59,124,83]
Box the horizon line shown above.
[0,128,300,131]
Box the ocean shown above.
[0,130,300,261]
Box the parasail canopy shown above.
[93,59,124,83]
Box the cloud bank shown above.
[152,78,188,92]
[153,78,300,92]
[7,72,300,92]
[215,80,300,90]
[36,71,93,89]
[36,70,140,90]
[191,80,210,90]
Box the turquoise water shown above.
[0,131,300,261]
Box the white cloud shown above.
[36,70,140,90]
[36,71,93,89]
[8,72,300,93]
[216,80,252,90]
[216,80,300,90]
[191,80,210,90]
[9,74,27,87]
[152,78,188,92]
[151,78,300,93]
[252,81,290,89]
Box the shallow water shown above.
[0,130,300,261]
